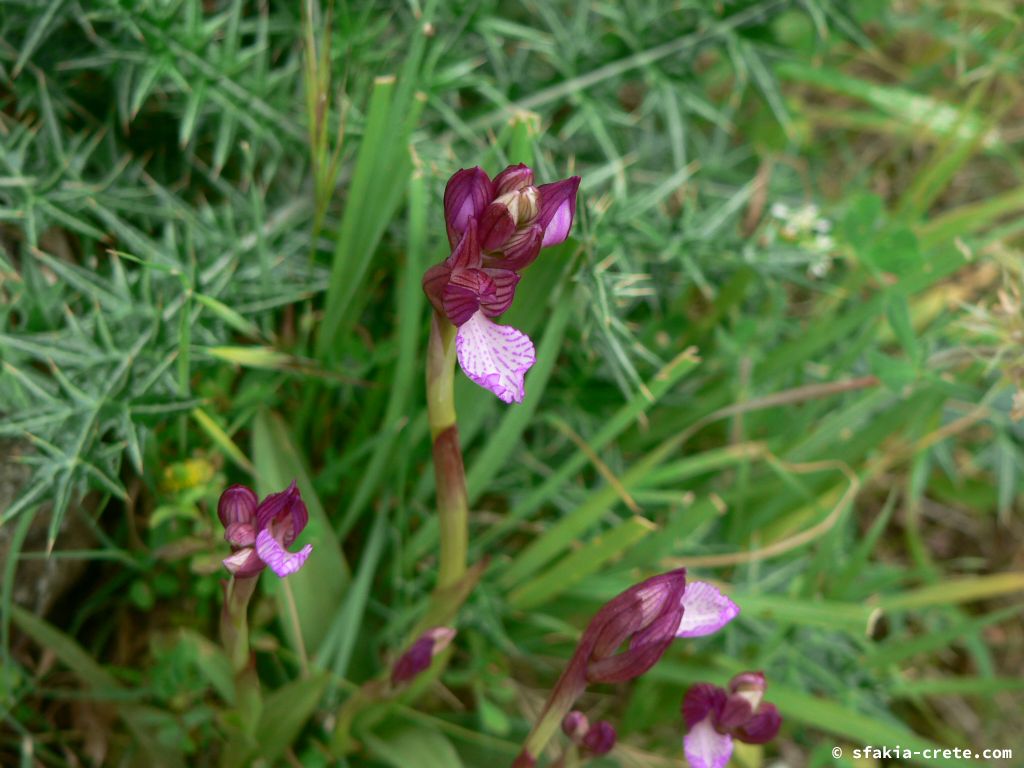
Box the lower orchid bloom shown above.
[682,671,782,768]
[512,570,739,767]
[424,165,581,404]
[219,481,313,578]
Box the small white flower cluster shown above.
[768,202,835,277]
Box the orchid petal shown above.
[536,176,581,247]
[493,163,534,195]
[478,198,517,251]
[681,683,728,728]
[256,528,312,578]
[223,546,263,577]
[443,268,495,325]
[676,581,740,637]
[255,480,308,547]
[684,717,733,768]
[224,521,257,548]
[479,268,520,317]
[218,485,257,527]
[444,167,492,246]
[455,310,535,404]
[494,224,543,271]
[737,702,782,744]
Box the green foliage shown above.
[3,0,1024,766]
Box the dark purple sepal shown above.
[255,480,307,548]
[582,721,616,755]
[444,167,492,247]
[477,199,517,251]
[681,683,728,729]
[491,223,543,271]
[422,261,451,315]
[536,176,581,247]
[736,702,782,744]
[218,484,257,527]
[718,694,755,732]
[493,163,534,195]
[479,268,520,317]
[443,268,495,326]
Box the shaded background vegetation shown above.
[2,1,1023,766]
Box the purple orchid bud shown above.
[675,581,740,638]
[391,627,457,686]
[444,167,492,247]
[535,176,581,247]
[493,163,534,195]
[582,721,616,755]
[729,671,766,710]
[681,672,781,768]
[561,711,590,744]
[218,484,257,527]
[583,569,688,684]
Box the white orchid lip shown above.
[676,581,740,638]
[455,310,536,404]
[684,717,733,768]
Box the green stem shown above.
[426,310,468,589]
[220,575,259,674]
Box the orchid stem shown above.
[426,310,468,589]
[221,575,259,674]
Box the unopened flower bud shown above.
[218,484,257,527]
[582,720,616,755]
[728,670,766,711]
[561,710,589,744]
[493,163,534,195]
[391,627,457,686]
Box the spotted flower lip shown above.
[681,671,782,768]
[217,481,313,579]
[426,164,580,403]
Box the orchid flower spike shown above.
[390,627,457,686]
[512,570,738,767]
[218,481,313,579]
[682,671,782,768]
[424,165,581,403]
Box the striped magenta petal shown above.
[256,528,312,578]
